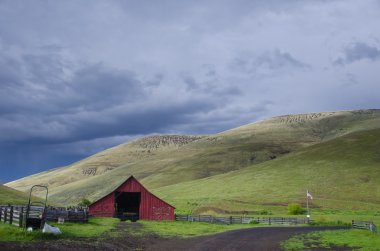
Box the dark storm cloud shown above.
[334,42,380,65]
[67,64,144,111]
[0,48,239,145]
[0,53,142,116]
[60,97,220,143]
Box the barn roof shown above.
[89,175,175,209]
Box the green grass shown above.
[137,220,258,237]
[0,217,119,241]
[311,213,380,227]
[0,223,57,242]
[282,229,380,251]
[154,127,380,213]
[0,184,31,205]
[48,217,119,238]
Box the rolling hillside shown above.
[0,184,31,205]
[6,109,380,212]
[154,127,380,213]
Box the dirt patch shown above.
[146,226,350,251]
[0,224,350,251]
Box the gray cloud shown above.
[343,73,358,87]
[0,53,143,116]
[230,50,309,76]
[0,47,244,146]
[334,42,380,65]
[184,76,199,91]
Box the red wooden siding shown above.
[88,193,115,217]
[89,176,175,220]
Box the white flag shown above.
[307,190,313,199]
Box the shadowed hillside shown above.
[6,109,380,209]
[0,184,31,205]
[8,135,205,193]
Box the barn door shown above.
[115,192,141,221]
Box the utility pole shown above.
[306,191,309,217]
[306,190,313,223]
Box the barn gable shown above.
[89,176,175,220]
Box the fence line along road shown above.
[175,214,311,225]
[352,220,377,233]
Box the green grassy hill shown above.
[0,184,31,205]
[6,109,380,212]
[154,127,380,213]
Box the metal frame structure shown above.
[25,185,48,229]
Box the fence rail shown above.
[352,220,377,233]
[0,205,88,228]
[45,207,88,222]
[0,205,25,227]
[175,214,310,225]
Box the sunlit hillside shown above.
[155,127,380,213]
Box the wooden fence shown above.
[0,205,88,228]
[175,215,310,225]
[352,220,377,233]
[45,207,88,222]
[0,205,25,227]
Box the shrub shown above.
[78,198,92,207]
[288,203,306,215]
[259,210,271,215]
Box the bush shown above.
[78,198,92,207]
[250,220,259,224]
[288,203,306,215]
[259,210,272,215]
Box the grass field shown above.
[153,127,380,215]
[0,217,262,241]
[0,217,119,241]
[282,229,380,251]
[0,184,31,205]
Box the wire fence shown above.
[352,220,377,234]
[175,214,311,225]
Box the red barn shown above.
[88,176,175,220]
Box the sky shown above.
[1,0,380,182]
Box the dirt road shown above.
[0,224,349,251]
[147,226,350,251]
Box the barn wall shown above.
[88,193,115,217]
[116,178,175,220]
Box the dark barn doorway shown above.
[115,192,141,221]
